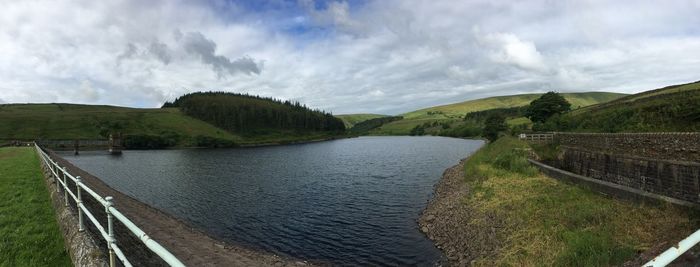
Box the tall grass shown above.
[462,136,696,266]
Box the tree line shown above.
[163,92,346,133]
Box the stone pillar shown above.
[108,133,122,155]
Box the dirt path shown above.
[46,149,315,267]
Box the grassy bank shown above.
[0,147,71,266]
[463,137,696,266]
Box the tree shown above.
[525,92,571,123]
[483,114,507,142]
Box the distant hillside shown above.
[402,92,626,119]
[336,114,388,128]
[0,94,347,148]
[371,92,627,135]
[0,104,237,147]
[554,81,700,132]
[167,92,345,134]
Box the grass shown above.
[506,116,532,127]
[0,147,72,266]
[559,81,700,132]
[462,136,696,266]
[0,104,344,147]
[0,104,238,143]
[402,92,626,119]
[335,114,388,128]
[371,92,625,135]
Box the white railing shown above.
[35,144,185,267]
[644,229,700,266]
[518,133,554,142]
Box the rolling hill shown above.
[335,114,389,128]
[0,96,346,147]
[371,92,627,135]
[0,104,238,145]
[555,81,700,132]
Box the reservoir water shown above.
[60,136,483,266]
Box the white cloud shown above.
[480,32,547,72]
[0,0,699,113]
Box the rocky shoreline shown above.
[418,157,502,266]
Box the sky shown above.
[1,0,700,114]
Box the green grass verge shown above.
[463,137,696,266]
[0,147,72,266]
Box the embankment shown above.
[419,137,697,266]
[43,148,314,267]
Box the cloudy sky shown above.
[1,0,699,114]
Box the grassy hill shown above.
[0,103,344,147]
[554,81,700,132]
[336,114,388,128]
[0,104,238,144]
[371,92,626,135]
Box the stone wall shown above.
[556,147,700,204]
[555,132,700,162]
[544,132,700,205]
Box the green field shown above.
[335,114,388,128]
[0,147,72,266]
[371,92,625,135]
[462,137,696,265]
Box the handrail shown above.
[644,229,700,267]
[34,143,185,267]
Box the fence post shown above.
[76,176,85,232]
[105,196,116,267]
[55,162,61,193]
[62,167,69,206]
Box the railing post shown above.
[62,167,68,207]
[105,196,116,267]
[55,162,61,193]
[75,176,84,232]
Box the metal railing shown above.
[35,144,185,267]
[518,133,555,142]
[644,229,700,266]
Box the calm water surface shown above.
[60,136,483,266]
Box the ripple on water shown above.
[60,136,483,266]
